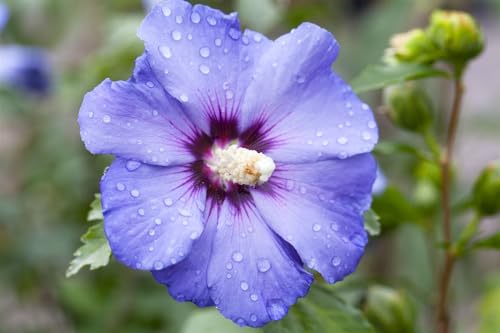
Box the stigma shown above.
[206,144,276,187]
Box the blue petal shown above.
[207,201,313,327]
[251,154,376,283]
[78,55,198,166]
[0,46,51,94]
[100,158,206,271]
[152,209,216,307]
[137,0,271,133]
[241,23,378,163]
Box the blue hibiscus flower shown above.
[79,0,378,327]
[0,3,51,95]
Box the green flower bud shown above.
[427,10,484,63]
[363,286,416,333]
[473,161,500,216]
[385,29,441,64]
[384,82,433,133]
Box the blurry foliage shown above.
[1,0,500,332]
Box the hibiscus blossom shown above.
[78,0,378,327]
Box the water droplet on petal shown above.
[159,45,172,59]
[102,115,111,123]
[225,90,234,100]
[253,34,262,43]
[235,318,246,326]
[137,208,145,216]
[313,224,322,232]
[163,198,173,206]
[351,233,366,247]
[154,218,162,225]
[190,12,201,23]
[149,229,156,236]
[257,259,271,272]
[116,183,125,191]
[368,120,376,129]
[126,160,141,171]
[175,15,183,24]
[180,94,189,102]
[199,47,210,58]
[171,30,182,41]
[362,131,372,141]
[178,208,192,217]
[154,261,164,269]
[330,222,339,231]
[161,6,171,17]
[190,231,199,240]
[332,256,341,266]
[199,64,210,75]
[214,38,222,47]
[240,281,249,291]
[266,299,287,321]
[337,136,348,145]
[316,131,323,137]
[250,293,259,301]
[250,314,257,322]
[226,262,233,270]
[130,189,140,198]
[299,186,307,194]
[88,112,94,118]
[228,27,241,40]
[206,16,216,26]
[232,251,243,262]
[146,81,155,88]
[362,103,369,110]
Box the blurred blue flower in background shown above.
[0,3,51,95]
[79,0,378,327]
[0,3,8,31]
[372,167,387,195]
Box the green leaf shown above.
[372,187,421,229]
[181,308,260,333]
[364,209,381,236]
[264,284,376,333]
[66,195,111,277]
[351,63,448,93]
[473,233,500,250]
[87,194,103,221]
[479,277,500,333]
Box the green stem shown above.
[436,66,466,333]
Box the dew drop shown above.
[330,222,339,231]
[130,189,140,198]
[312,224,322,232]
[154,261,164,270]
[226,273,232,279]
[171,30,182,41]
[206,16,216,26]
[126,160,141,171]
[175,15,183,24]
[242,35,250,45]
[163,198,173,206]
[322,140,329,146]
[180,94,189,102]
[332,256,341,266]
[190,12,201,23]
[257,259,271,273]
[161,6,171,17]
[362,103,369,110]
[351,233,366,247]
[337,136,348,145]
[199,47,210,58]
[102,115,111,123]
[178,208,192,217]
[137,208,145,216]
[253,34,262,43]
[232,251,243,262]
[116,182,125,191]
[299,186,307,194]
[149,229,156,236]
[368,120,376,129]
[199,64,210,75]
[88,111,94,118]
[214,38,222,47]
[226,262,233,270]
[225,90,234,100]
[266,299,287,321]
[250,314,257,322]
[362,131,372,141]
[316,131,323,137]
[240,281,249,291]
[190,231,199,240]
[159,45,172,59]
[228,28,241,40]
[146,81,154,88]
[154,218,162,225]
[250,293,259,301]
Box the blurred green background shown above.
[1,0,499,332]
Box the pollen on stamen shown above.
[206,144,276,187]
